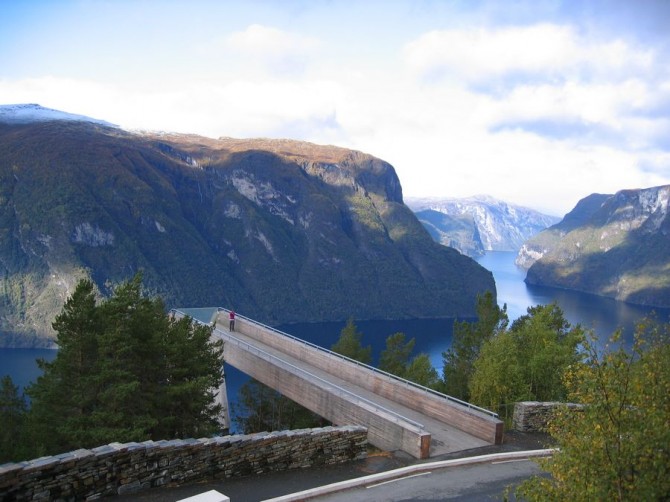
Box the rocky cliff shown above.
[0,106,495,346]
[406,195,559,257]
[517,186,670,308]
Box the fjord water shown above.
[2,251,668,403]
[275,252,670,370]
[478,251,670,349]
[0,347,56,396]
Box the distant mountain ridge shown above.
[406,195,559,257]
[517,185,670,308]
[0,105,495,347]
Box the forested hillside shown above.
[517,186,670,308]
[0,114,494,346]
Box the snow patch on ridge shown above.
[0,104,117,127]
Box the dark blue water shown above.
[0,348,56,396]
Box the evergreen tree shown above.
[26,273,224,456]
[379,332,415,376]
[378,332,440,389]
[331,317,372,364]
[442,291,508,400]
[91,274,165,443]
[0,375,27,463]
[153,315,224,438]
[27,279,101,453]
[404,354,440,389]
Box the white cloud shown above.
[478,77,670,152]
[0,76,119,121]
[394,22,669,212]
[0,74,345,142]
[223,24,320,76]
[2,11,668,217]
[402,24,654,83]
[486,79,648,127]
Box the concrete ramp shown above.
[172,308,503,459]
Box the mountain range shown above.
[517,186,670,308]
[0,105,495,347]
[406,196,559,257]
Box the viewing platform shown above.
[172,308,504,459]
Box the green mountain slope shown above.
[517,187,670,308]
[0,119,495,346]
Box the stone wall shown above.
[513,401,583,432]
[0,426,367,501]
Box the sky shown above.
[2,0,670,216]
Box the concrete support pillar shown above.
[210,309,230,434]
[215,364,230,435]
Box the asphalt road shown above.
[298,457,546,502]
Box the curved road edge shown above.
[263,449,556,502]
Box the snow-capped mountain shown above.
[0,103,117,127]
[406,195,560,256]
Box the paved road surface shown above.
[297,457,546,502]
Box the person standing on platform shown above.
[229,310,235,331]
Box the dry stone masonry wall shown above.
[0,426,367,501]
[513,401,584,432]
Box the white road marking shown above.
[367,472,433,489]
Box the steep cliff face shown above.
[518,186,670,308]
[0,112,495,346]
[406,196,559,257]
[515,193,611,269]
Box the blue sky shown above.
[2,0,670,215]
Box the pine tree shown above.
[0,375,27,463]
[25,273,225,456]
[404,354,440,389]
[331,317,372,364]
[28,279,101,452]
[91,274,164,443]
[379,332,415,377]
[378,332,440,389]
[153,314,224,438]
